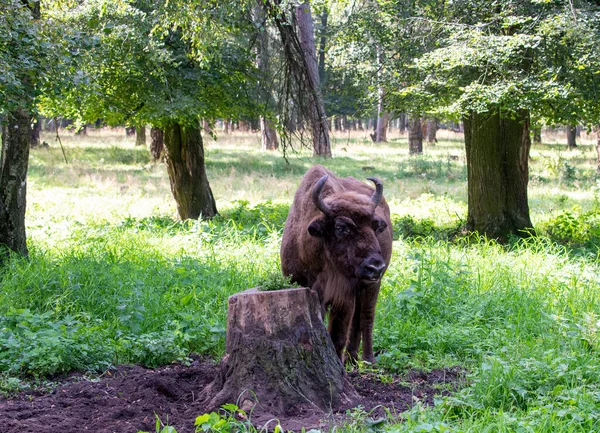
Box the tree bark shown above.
[399,113,407,134]
[567,125,577,149]
[0,1,39,259]
[375,46,387,143]
[318,8,327,84]
[223,120,231,134]
[295,1,331,157]
[30,117,41,148]
[463,109,534,241]
[239,120,251,132]
[532,126,542,144]
[204,288,358,413]
[260,118,279,150]
[426,118,438,144]
[254,4,279,151]
[0,110,31,258]
[408,115,423,155]
[150,127,164,161]
[163,123,217,220]
[375,103,388,142]
[135,126,146,146]
[596,125,600,173]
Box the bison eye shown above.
[373,219,387,234]
[335,224,350,238]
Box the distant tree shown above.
[596,125,600,172]
[408,116,423,155]
[262,0,332,157]
[567,126,577,149]
[42,0,259,220]
[382,0,600,240]
[253,4,279,151]
[375,46,387,143]
[295,1,331,156]
[532,125,542,145]
[135,126,146,146]
[30,117,41,147]
[150,127,164,161]
[425,118,438,144]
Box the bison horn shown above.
[312,175,332,217]
[367,177,383,209]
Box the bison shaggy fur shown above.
[281,165,393,363]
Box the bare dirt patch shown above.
[0,357,464,433]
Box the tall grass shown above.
[1,128,600,430]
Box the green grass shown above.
[2,127,600,431]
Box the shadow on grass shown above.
[31,146,152,166]
[0,227,280,376]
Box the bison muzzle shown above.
[281,165,393,363]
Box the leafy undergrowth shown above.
[2,134,600,431]
[2,208,600,431]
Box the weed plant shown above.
[1,129,600,431]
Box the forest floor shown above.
[0,356,464,433]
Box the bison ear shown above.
[308,217,327,237]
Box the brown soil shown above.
[0,357,464,433]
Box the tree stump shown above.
[204,288,358,415]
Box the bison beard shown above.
[281,165,393,363]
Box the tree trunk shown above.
[567,125,577,149]
[596,125,600,173]
[532,126,542,144]
[463,109,534,241]
[0,1,38,259]
[205,288,358,413]
[30,117,41,148]
[318,8,327,84]
[426,119,438,144]
[0,109,31,258]
[163,123,217,220]
[399,113,407,134]
[295,1,331,157]
[375,46,387,143]
[261,118,279,150]
[254,4,279,151]
[135,126,146,146]
[375,103,387,142]
[150,127,164,161]
[408,116,423,155]
[223,120,231,134]
[239,120,251,132]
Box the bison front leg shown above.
[346,307,361,363]
[328,299,356,362]
[358,283,381,364]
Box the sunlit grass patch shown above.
[3,128,600,430]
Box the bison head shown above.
[307,175,388,283]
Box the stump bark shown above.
[204,288,358,415]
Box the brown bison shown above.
[281,165,393,363]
